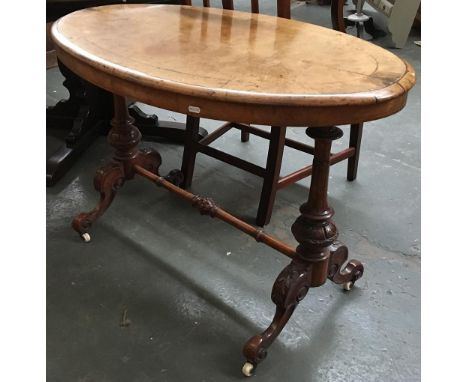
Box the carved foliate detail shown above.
[243,259,313,366]
[191,195,218,217]
[291,127,341,260]
[92,162,125,192]
[292,215,338,249]
[72,96,163,239]
[272,260,311,307]
[243,125,366,371]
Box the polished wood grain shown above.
[52,4,415,126]
[175,0,293,227]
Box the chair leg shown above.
[256,126,286,226]
[241,124,250,142]
[181,115,201,189]
[347,122,363,181]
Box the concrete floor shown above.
[47,2,421,381]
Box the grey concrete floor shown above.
[47,2,421,381]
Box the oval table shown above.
[52,4,416,377]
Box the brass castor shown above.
[81,233,91,243]
[343,281,354,291]
[242,362,255,377]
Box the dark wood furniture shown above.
[52,4,415,376]
[180,0,363,227]
[46,0,208,186]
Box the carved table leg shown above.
[72,95,161,242]
[242,126,364,376]
[242,258,314,375]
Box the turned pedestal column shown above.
[241,126,364,376]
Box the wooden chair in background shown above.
[180,0,363,227]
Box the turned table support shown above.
[72,95,162,241]
[241,126,364,376]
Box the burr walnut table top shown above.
[52,4,415,126]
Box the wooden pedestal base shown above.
[71,95,364,376]
[241,127,364,373]
[71,96,161,237]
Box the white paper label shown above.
[188,105,201,113]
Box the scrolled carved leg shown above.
[243,259,313,373]
[242,126,365,375]
[328,240,364,290]
[72,94,162,241]
[72,162,125,241]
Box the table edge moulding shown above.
[52,4,415,127]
